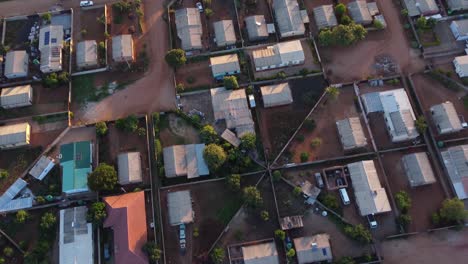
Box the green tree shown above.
[344,224,372,244]
[205,8,214,18]
[43,73,59,88]
[373,19,384,29]
[0,257,5,264]
[200,125,218,144]
[415,115,428,134]
[286,248,296,258]
[97,14,106,24]
[439,198,467,223]
[319,193,340,211]
[260,210,269,221]
[335,3,347,16]
[88,163,118,191]
[395,191,412,213]
[57,72,70,84]
[226,174,241,191]
[165,49,186,68]
[3,247,13,257]
[318,29,335,46]
[96,122,108,136]
[142,242,162,263]
[274,229,286,240]
[427,18,437,29]
[211,247,225,264]
[36,196,46,204]
[116,115,139,132]
[334,24,356,46]
[300,152,309,162]
[87,202,107,224]
[293,186,302,196]
[243,186,263,208]
[401,9,409,16]
[15,210,29,224]
[40,212,57,230]
[0,169,8,180]
[223,76,239,89]
[42,13,52,24]
[203,144,227,171]
[203,0,212,6]
[350,23,367,41]
[272,170,281,182]
[138,127,146,136]
[416,16,427,29]
[240,133,256,150]
[398,214,412,229]
[341,15,352,25]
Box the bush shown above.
[36,196,46,204]
[240,133,256,150]
[203,144,227,171]
[3,247,13,257]
[96,122,108,136]
[286,248,296,258]
[0,169,8,180]
[341,15,352,25]
[15,210,29,224]
[223,76,239,89]
[193,227,200,237]
[303,119,316,131]
[431,212,441,226]
[226,174,241,191]
[395,191,411,213]
[326,86,340,99]
[276,71,287,79]
[344,224,372,244]
[211,247,225,264]
[87,202,107,224]
[40,212,57,230]
[176,83,185,93]
[42,13,51,24]
[296,134,305,142]
[274,229,286,240]
[335,3,346,15]
[205,8,214,17]
[88,163,118,191]
[293,186,302,196]
[200,125,218,144]
[319,193,340,211]
[165,49,186,68]
[300,152,309,162]
[415,115,428,134]
[116,115,139,132]
[142,242,162,263]
[81,29,87,36]
[439,198,467,223]
[373,19,384,29]
[137,127,146,136]
[260,210,269,221]
[243,186,263,208]
[272,170,281,182]
[398,214,412,229]
[310,138,322,148]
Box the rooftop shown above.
[430,101,463,134]
[313,5,338,29]
[293,234,332,264]
[60,141,92,194]
[272,0,305,38]
[260,82,293,108]
[213,20,236,47]
[441,145,468,199]
[241,241,279,264]
[167,190,194,226]
[336,117,367,150]
[163,144,209,178]
[175,8,203,50]
[118,152,143,184]
[402,152,437,187]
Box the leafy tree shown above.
[274,229,286,240]
[300,152,309,162]
[87,202,107,224]
[341,15,352,25]
[344,224,372,244]
[43,73,59,88]
[401,9,409,16]
[88,163,118,191]
[335,3,347,16]
[3,247,13,257]
[36,196,46,204]
[203,144,227,171]
[240,133,256,150]
[243,186,263,208]
[42,13,52,24]
[0,169,8,180]
[116,115,139,132]
[15,210,29,224]
[415,115,428,134]
[97,14,106,24]
[226,174,241,191]
[176,83,185,93]
[200,125,218,144]
[260,210,269,221]
[211,247,225,264]
[427,18,437,29]
[223,76,239,89]
[137,127,147,137]
[113,1,132,13]
[395,191,411,213]
[416,16,427,29]
[57,72,70,84]
[272,170,281,182]
[0,257,5,264]
[318,29,335,46]
[293,186,302,196]
[398,214,412,229]
[142,242,162,263]
[96,122,108,136]
[319,193,340,211]
[310,138,322,148]
[165,49,186,68]
[286,248,296,258]
[373,19,384,29]
[439,198,467,223]
[40,212,57,230]
[205,8,214,18]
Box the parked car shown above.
[103,243,110,260]
[314,172,324,188]
[367,214,378,229]
[179,224,186,239]
[196,2,203,12]
[80,1,94,7]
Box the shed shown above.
[0,122,31,149]
[0,85,33,109]
[294,234,333,264]
[272,0,306,38]
[347,0,373,25]
[118,152,142,185]
[175,8,203,50]
[448,0,468,11]
[213,20,236,47]
[29,156,55,181]
[454,55,468,77]
[280,215,303,230]
[245,15,269,41]
[112,35,134,62]
[336,117,367,151]
[402,152,436,187]
[210,54,241,79]
[4,50,28,79]
[260,82,293,108]
[167,190,194,226]
[430,101,463,135]
[441,145,468,199]
[0,178,28,208]
[221,129,241,147]
[242,241,279,264]
[403,0,439,17]
[313,5,338,29]
[163,144,209,178]
[76,40,98,69]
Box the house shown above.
[242,241,279,264]
[300,180,321,205]
[59,206,94,264]
[450,20,468,41]
[39,25,64,73]
[4,50,28,79]
[313,5,338,29]
[211,87,256,137]
[29,156,55,181]
[272,0,306,38]
[454,55,468,77]
[260,82,293,108]
[167,190,194,226]
[0,122,30,149]
[76,40,98,69]
[348,160,391,216]
[367,2,381,16]
[0,85,33,109]
[280,215,303,230]
[347,0,373,25]
[213,20,236,47]
[402,152,436,187]
[252,40,305,71]
[361,88,419,142]
[0,178,33,213]
[60,141,93,194]
[103,192,148,264]
[430,101,463,135]
[441,144,468,199]
[117,152,142,185]
[403,0,439,17]
[294,234,333,264]
[336,117,367,151]
[163,144,209,179]
[448,0,468,11]
[245,15,269,41]
[210,54,241,79]
[175,8,203,50]
[112,35,134,62]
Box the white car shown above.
[80,1,94,7]
[196,2,203,12]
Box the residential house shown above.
[448,0,468,11]
[4,50,28,79]
[252,40,305,71]
[454,55,468,77]
[245,15,269,41]
[60,141,93,194]
[76,40,98,69]
[336,117,367,151]
[0,178,33,213]
[242,241,280,264]
[260,82,293,108]
[29,156,55,181]
[210,54,241,79]
[347,0,373,25]
[0,85,33,109]
[167,190,194,226]
[163,144,209,179]
[450,19,468,41]
[112,35,134,62]
[313,5,338,29]
[403,0,439,17]
[213,20,236,47]
[117,152,142,185]
[401,152,436,187]
[0,122,30,149]
[272,0,306,38]
[39,25,64,73]
[441,144,468,199]
[294,234,333,263]
[175,8,203,50]
[430,101,463,135]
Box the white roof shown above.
[402,152,436,187]
[430,101,463,134]
[221,129,241,147]
[313,5,338,29]
[118,152,142,184]
[59,206,94,264]
[163,144,209,178]
[347,0,373,25]
[294,234,332,263]
[242,241,279,264]
[348,160,391,216]
[210,54,240,76]
[167,190,194,226]
[39,25,64,51]
[454,55,468,76]
[441,145,468,199]
[29,156,55,181]
[4,50,28,79]
[112,35,134,62]
[336,117,367,150]
[0,85,32,108]
[404,0,439,16]
[76,40,98,68]
[261,82,293,108]
[272,0,305,38]
[253,40,304,69]
[0,122,30,147]
[245,15,269,41]
[175,8,203,50]
[0,197,33,213]
[40,46,62,73]
[213,20,236,47]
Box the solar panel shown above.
[44,31,50,46]
[51,38,57,44]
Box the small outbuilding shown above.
[76,40,98,69]
[210,54,241,79]
[167,190,194,226]
[242,241,279,264]
[313,5,338,29]
[221,129,241,147]
[260,82,293,108]
[336,117,367,151]
[454,55,468,77]
[118,152,142,185]
[293,234,333,264]
[347,0,373,25]
[0,85,33,109]
[0,122,31,149]
[280,215,303,230]
[29,156,55,181]
[4,50,28,79]
[430,101,463,135]
[451,19,468,41]
[112,35,134,62]
[245,15,269,41]
[402,152,436,187]
[213,20,236,47]
[441,144,468,199]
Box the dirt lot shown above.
[4,15,41,50]
[237,0,277,45]
[175,59,214,90]
[379,147,447,232]
[159,113,201,147]
[179,90,215,125]
[257,76,326,161]
[286,86,372,163]
[423,21,465,56]
[0,146,42,193]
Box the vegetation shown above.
[226,174,241,192]
[165,49,186,68]
[318,23,367,47]
[260,210,269,221]
[143,242,162,263]
[96,122,108,136]
[240,133,256,150]
[203,144,227,171]
[3,247,13,258]
[0,169,9,180]
[398,214,412,230]
[415,115,428,134]
[43,72,70,88]
[303,119,316,131]
[42,13,52,24]
[319,193,340,212]
[373,19,384,29]
[300,152,309,162]
[205,8,214,18]
[439,198,467,223]
[274,229,286,240]
[87,202,107,224]
[272,170,281,182]
[243,186,263,208]
[293,186,302,196]
[88,163,118,191]
[40,212,57,230]
[15,210,29,224]
[335,3,347,16]
[223,76,239,90]
[326,86,340,99]
[211,247,225,264]
[341,15,352,25]
[116,115,139,132]
[395,191,412,213]
[310,138,322,148]
[286,248,296,258]
[200,125,218,144]
[344,224,372,244]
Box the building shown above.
[175,8,203,50]
[348,160,391,216]
[0,178,33,213]
[300,180,321,205]
[167,190,194,226]
[213,20,236,47]
[76,40,98,69]
[0,85,33,109]
[242,241,279,264]
[29,156,55,181]
[272,0,306,38]
[59,206,94,264]
[361,88,419,142]
[260,82,293,108]
[441,144,468,199]
[448,0,468,11]
[163,144,209,179]
[117,152,142,185]
[221,129,241,147]
[280,215,303,230]
[39,25,64,73]
[245,15,269,41]
[403,0,439,17]
[313,5,338,29]
[402,152,436,187]
[336,117,367,151]
[210,54,241,79]
[347,0,373,25]
[454,55,468,77]
[60,141,93,194]
[294,234,333,264]
[103,192,148,264]
[252,40,305,71]
[4,50,28,79]
[450,20,468,41]
[112,35,134,62]
[430,101,463,135]
[0,122,30,149]
[211,87,256,137]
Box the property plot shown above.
[159,113,201,147]
[204,0,241,50]
[237,0,277,45]
[303,0,335,33]
[422,20,465,57]
[179,90,215,125]
[0,146,42,193]
[175,59,214,91]
[4,16,40,50]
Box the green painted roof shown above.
[60,141,92,194]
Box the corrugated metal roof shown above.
[347,0,372,25]
[448,0,468,11]
[39,25,64,51]
[0,122,30,148]
[242,242,279,264]
[112,35,134,62]
[163,144,209,178]
[4,50,28,79]
[261,82,293,108]
[280,215,303,230]
[76,40,98,68]
[294,234,332,264]
[404,0,439,16]
[313,5,338,29]
[430,101,463,134]
[272,0,305,38]
[118,152,142,184]
[441,145,468,199]
[167,190,194,226]
[0,178,28,207]
[0,197,33,213]
[402,152,436,187]
[213,20,236,47]
[210,54,240,76]
[221,129,241,147]
[175,8,203,50]
[0,85,32,108]
[336,117,367,150]
[252,40,304,69]
[60,141,92,194]
[40,46,62,73]
[29,155,55,181]
[245,15,268,41]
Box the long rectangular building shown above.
[441,145,468,199]
[0,122,31,149]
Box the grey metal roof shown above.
[294,234,332,264]
[272,0,305,38]
[261,82,293,108]
[112,35,134,62]
[404,0,439,16]
[0,178,27,207]
[76,40,98,68]
[210,54,240,76]
[313,5,338,29]
[451,19,468,37]
[0,197,33,213]
[347,0,373,25]
[0,85,33,108]
[29,156,55,181]
[448,0,468,11]
[245,15,269,41]
[242,242,280,264]
[252,40,304,69]
[175,8,203,50]
[430,102,463,135]
[4,50,28,79]
[280,215,303,230]
[402,152,437,187]
[336,117,367,150]
[163,144,209,178]
[118,152,143,184]
[213,20,236,47]
[441,145,468,199]
[0,122,30,148]
[167,190,194,226]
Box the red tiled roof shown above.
[103,191,148,264]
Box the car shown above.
[367,214,377,229]
[103,243,110,260]
[314,172,324,188]
[196,2,203,12]
[80,1,94,7]
[179,224,186,239]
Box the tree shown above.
[57,72,70,84]
[318,29,335,46]
[223,76,239,89]
[36,196,46,204]
[260,210,269,221]
[272,170,281,182]
[274,229,286,240]
[203,144,227,171]
[240,133,256,150]
[43,73,59,88]
[310,138,322,148]
[341,15,352,25]
[415,115,428,134]
[116,115,139,132]
[319,193,340,211]
[226,174,241,191]
[0,257,5,264]
[138,127,147,136]
[88,163,118,191]
[439,198,467,223]
[3,247,13,257]
[243,186,263,208]
[286,248,296,258]
[40,212,57,230]
[398,214,412,229]
[293,186,302,196]
[0,169,8,180]
[395,191,411,213]
[200,125,218,144]
[335,3,347,16]
[176,83,185,93]
[165,49,186,68]
[96,122,108,136]
[350,23,367,41]
[97,14,106,24]
[427,18,437,29]
[42,13,52,24]
[300,152,309,162]
[344,224,372,244]
[205,8,214,18]
[87,202,107,224]
[211,247,225,264]
[416,16,427,29]
[15,210,29,224]
[401,9,409,16]
[142,242,162,263]
[373,19,384,30]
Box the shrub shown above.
[310,138,322,148]
[40,212,57,230]
[142,242,162,263]
[193,227,200,237]
[3,247,13,257]
[240,133,256,150]
[165,49,186,68]
[300,152,309,162]
[243,186,263,208]
[15,210,29,224]
[276,71,287,79]
[0,169,8,180]
[226,174,241,191]
[398,214,412,229]
[431,212,440,226]
[395,191,411,213]
[401,9,408,16]
[303,119,316,131]
[203,144,227,171]
[176,83,185,93]
[344,224,372,244]
[293,186,302,196]
[200,125,218,144]
[373,19,384,29]
[260,210,269,221]
[42,13,52,24]
[415,115,428,134]
[341,15,352,25]
[116,115,139,132]
[96,122,108,136]
[81,29,87,36]
[36,196,46,204]
[335,3,346,16]
[205,8,214,17]
[272,170,281,182]
[87,202,107,224]
[274,229,286,240]
[286,248,296,258]
[137,127,147,137]
[326,86,340,99]
[319,193,340,211]
[223,76,239,90]
[210,247,225,264]
[439,198,467,223]
[88,163,118,191]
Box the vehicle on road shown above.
[196,2,203,12]
[180,224,186,239]
[80,1,94,7]
[367,214,378,229]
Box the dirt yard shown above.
[159,113,201,147]
[205,0,241,50]
[73,6,106,43]
[179,90,215,124]
[0,146,42,193]
[175,59,214,90]
[237,0,277,45]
